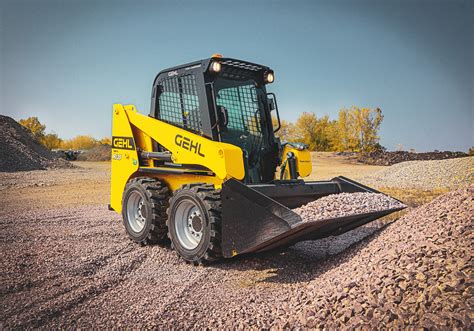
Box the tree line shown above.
[274,107,384,152]
[20,106,384,152]
[19,117,110,150]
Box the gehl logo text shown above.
[112,136,135,150]
[175,134,205,157]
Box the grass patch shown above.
[378,187,450,207]
[236,269,278,288]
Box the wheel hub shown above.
[175,201,204,250]
[137,201,147,219]
[126,191,147,233]
[190,215,203,233]
[187,209,202,241]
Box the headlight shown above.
[210,61,221,73]
[265,71,274,83]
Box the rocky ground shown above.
[0,202,391,328]
[358,150,469,166]
[76,144,111,161]
[360,157,474,190]
[298,186,473,329]
[0,160,472,328]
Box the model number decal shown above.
[112,136,135,150]
[175,134,205,157]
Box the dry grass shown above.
[357,188,450,229]
[377,187,450,207]
[307,153,450,207]
[0,162,110,212]
[236,269,278,288]
[306,152,385,181]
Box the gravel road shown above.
[293,192,405,223]
[360,157,474,190]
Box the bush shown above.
[61,135,99,150]
[274,107,384,152]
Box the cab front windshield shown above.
[213,77,266,162]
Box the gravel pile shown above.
[296,185,473,329]
[293,192,405,222]
[358,150,469,166]
[76,144,111,161]
[0,115,73,172]
[361,157,474,190]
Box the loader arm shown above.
[110,104,245,212]
[122,105,245,180]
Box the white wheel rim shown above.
[174,199,203,250]
[126,191,146,233]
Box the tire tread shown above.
[167,183,222,264]
[123,177,169,245]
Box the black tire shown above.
[167,183,222,264]
[122,177,169,245]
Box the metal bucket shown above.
[221,177,406,258]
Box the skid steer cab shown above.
[109,55,405,264]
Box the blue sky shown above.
[1,0,472,151]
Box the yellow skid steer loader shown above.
[109,55,404,263]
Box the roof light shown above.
[210,61,222,73]
[265,71,274,83]
[211,53,223,58]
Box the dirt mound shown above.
[298,186,473,329]
[360,157,474,190]
[76,144,111,161]
[0,115,73,172]
[358,150,468,166]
